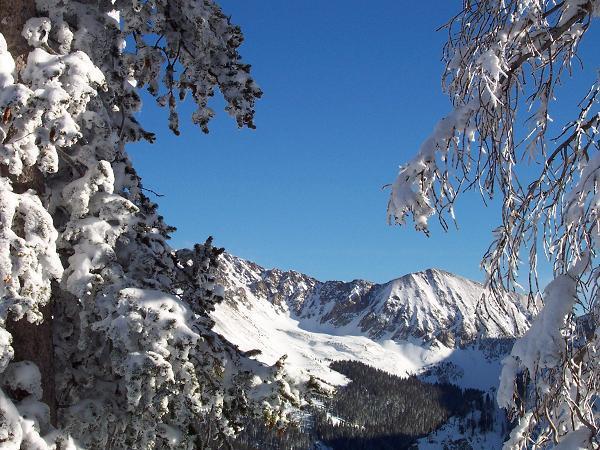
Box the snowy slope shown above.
[417,415,506,450]
[212,253,533,390]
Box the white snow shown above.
[553,427,592,450]
[214,296,428,386]
[497,262,583,408]
[417,416,505,450]
[212,254,531,391]
[213,297,511,390]
[22,18,51,48]
[1,361,42,400]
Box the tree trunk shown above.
[0,0,36,70]
[0,0,57,423]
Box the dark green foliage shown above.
[232,360,500,450]
[230,419,314,450]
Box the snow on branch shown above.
[0,3,310,449]
[388,0,600,447]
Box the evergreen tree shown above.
[0,1,320,448]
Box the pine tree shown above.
[0,1,321,448]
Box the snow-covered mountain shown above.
[212,253,534,390]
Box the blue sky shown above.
[128,1,598,284]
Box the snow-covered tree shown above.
[0,1,323,448]
[387,0,599,448]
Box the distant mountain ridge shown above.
[213,254,532,449]
[216,253,533,348]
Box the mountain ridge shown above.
[216,253,533,348]
[212,253,532,447]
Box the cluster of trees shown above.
[315,361,496,450]
[231,416,315,450]
[233,360,501,450]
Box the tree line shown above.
[232,360,503,449]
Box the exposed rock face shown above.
[216,253,533,348]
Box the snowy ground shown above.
[212,297,505,391]
[417,416,505,449]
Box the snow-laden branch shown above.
[388,0,600,447]
[0,3,315,448]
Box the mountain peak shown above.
[217,253,533,347]
[212,252,534,391]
